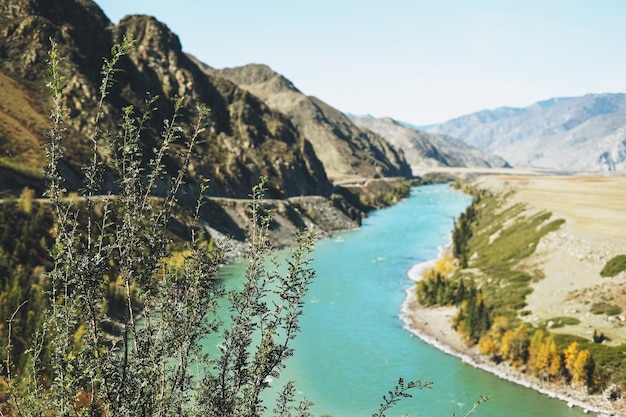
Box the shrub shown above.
[593,330,606,344]
[3,37,319,417]
[600,254,626,277]
[607,306,622,316]
[541,316,581,329]
[591,302,622,316]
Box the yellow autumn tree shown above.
[547,341,562,381]
[497,324,530,367]
[526,330,545,376]
[499,329,516,361]
[478,335,498,357]
[534,342,552,380]
[572,349,592,388]
[564,341,580,376]
[489,315,510,342]
[434,252,455,277]
[510,323,530,367]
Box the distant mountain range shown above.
[426,94,626,171]
[350,116,510,175]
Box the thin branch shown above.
[4,300,28,386]
[372,378,433,417]
[454,395,490,417]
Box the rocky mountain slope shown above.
[192,62,412,180]
[427,93,626,171]
[350,115,510,174]
[0,0,422,248]
[0,1,334,200]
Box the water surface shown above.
[219,184,584,417]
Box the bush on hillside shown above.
[600,254,626,277]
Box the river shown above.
[217,184,584,417]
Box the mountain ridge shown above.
[0,3,335,200]
[350,115,510,174]
[194,61,412,180]
[427,93,626,171]
[0,0,424,250]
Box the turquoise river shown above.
[217,184,585,417]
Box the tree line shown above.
[0,189,53,374]
[416,195,600,393]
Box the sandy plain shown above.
[400,170,626,416]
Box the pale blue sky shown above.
[95,1,626,125]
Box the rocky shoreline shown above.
[399,257,619,416]
[208,178,414,261]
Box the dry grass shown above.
[500,174,626,241]
[0,70,49,176]
[473,173,626,345]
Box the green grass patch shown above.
[452,189,565,321]
[552,333,588,350]
[600,254,626,277]
[0,157,44,179]
[540,316,581,329]
[336,179,413,212]
[591,302,623,316]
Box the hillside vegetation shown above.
[417,184,626,396]
[0,72,49,179]
[0,0,422,387]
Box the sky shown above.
[95,0,626,126]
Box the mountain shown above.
[427,94,626,171]
[350,116,510,174]
[0,0,427,250]
[191,62,412,180]
[0,0,335,200]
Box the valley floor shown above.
[401,170,626,416]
